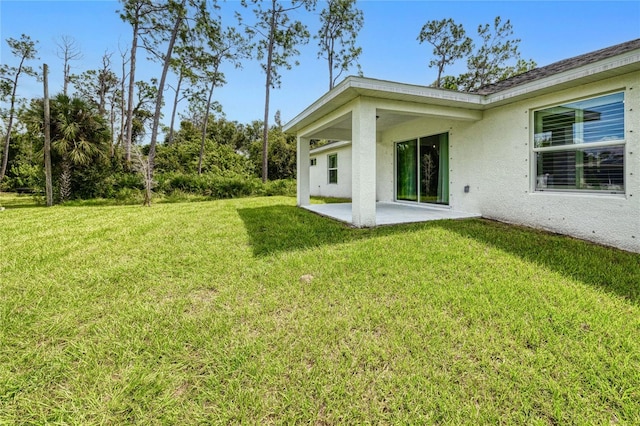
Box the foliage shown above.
[22,94,111,201]
[417,18,472,89]
[1,195,639,423]
[456,16,536,91]
[316,0,364,89]
[420,16,536,92]
[0,34,39,184]
[155,172,259,198]
[70,54,120,115]
[248,122,296,180]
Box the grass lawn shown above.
[1,194,639,424]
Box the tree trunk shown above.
[167,70,184,145]
[0,56,26,185]
[59,159,71,202]
[262,1,277,184]
[120,50,127,152]
[145,0,185,206]
[43,63,54,207]
[63,63,70,96]
[110,102,116,158]
[125,20,139,165]
[198,79,216,175]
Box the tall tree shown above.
[417,18,472,88]
[118,46,129,153]
[119,0,161,164]
[71,52,119,115]
[0,34,38,185]
[71,52,121,156]
[240,0,315,182]
[317,0,364,90]
[194,2,249,174]
[55,35,83,96]
[43,64,53,206]
[144,0,188,206]
[166,38,200,145]
[457,16,536,91]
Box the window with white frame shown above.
[533,92,625,193]
[310,158,317,166]
[328,153,338,184]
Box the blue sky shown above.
[2,0,639,127]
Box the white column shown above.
[297,135,310,206]
[351,98,376,227]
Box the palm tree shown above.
[23,94,110,201]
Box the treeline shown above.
[4,92,296,203]
[1,0,534,205]
[1,0,353,204]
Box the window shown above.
[310,158,317,166]
[533,92,625,193]
[328,153,338,184]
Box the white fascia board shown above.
[283,76,484,135]
[310,140,351,155]
[347,77,484,106]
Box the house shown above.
[283,39,640,253]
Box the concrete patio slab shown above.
[303,202,481,226]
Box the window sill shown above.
[531,190,627,200]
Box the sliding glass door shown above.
[396,133,449,205]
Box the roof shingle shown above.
[474,38,640,95]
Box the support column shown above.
[351,98,377,227]
[297,135,310,206]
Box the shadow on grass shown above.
[0,194,43,210]
[438,219,640,305]
[238,205,640,304]
[237,204,373,256]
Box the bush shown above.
[258,179,296,196]
[155,172,259,199]
[154,172,295,200]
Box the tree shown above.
[317,0,364,90]
[248,113,296,180]
[166,46,197,145]
[240,0,315,182]
[43,63,53,206]
[417,18,472,88]
[456,16,536,91]
[22,95,110,201]
[129,79,158,145]
[193,2,249,174]
[0,34,39,186]
[144,0,188,206]
[119,0,162,164]
[55,35,83,96]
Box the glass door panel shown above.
[396,133,449,205]
[396,139,417,201]
[419,136,439,203]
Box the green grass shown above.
[1,193,639,424]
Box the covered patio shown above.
[304,202,480,226]
[284,76,484,228]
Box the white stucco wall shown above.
[374,72,640,252]
[454,72,640,253]
[309,143,352,198]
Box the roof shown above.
[284,39,640,136]
[475,38,640,95]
